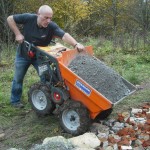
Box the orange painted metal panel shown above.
[38,45,113,119]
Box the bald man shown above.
[7,5,85,108]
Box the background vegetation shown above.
[0,0,150,46]
[0,0,149,149]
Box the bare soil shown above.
[0,53,149,150]
[0,81,149,150]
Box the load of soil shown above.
[68,53,133,103]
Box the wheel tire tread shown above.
[59,100,91,135]
[28,82,55,116]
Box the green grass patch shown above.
[0,40,149,149]
[111,87,150,116]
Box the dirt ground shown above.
[0,53,149,150]
[0,81,149,150]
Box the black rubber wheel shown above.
[51,87,69,105]
[59,100,91,135]
[28,82,55,116]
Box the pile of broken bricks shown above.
[90,102,150,150]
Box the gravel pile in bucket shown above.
[68,53,132,103]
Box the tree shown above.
[0,0,14,44]
[51,0,90,32]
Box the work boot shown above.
[11,102,24,108]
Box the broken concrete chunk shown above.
[43,136,66,144]
[69,133,101,149]
[131,109,142,114]
[0,133,5,141]
[97,132,109,139]
[121,145,132,150]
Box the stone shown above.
[0,128,4,134]
[124,123,133,128]
[117,127,135,137]
[73,148,95,150]
[146,110,150,119]
[121,145,132,150]
[99,137,108,143]
[90,123,109,135]
[146,119,150,125]
[131,109,142,114]
[146,146,150,150]
[142,140,150,147]
[97,132,109,139]
[135,118,146,124]
[0,133,5,141]
[138,133,149,141]
[111,127,121,132]
[117,113,125,122]
[7,148,19,150]
[142,103,150,109]
[122,112,130,121]
[32,136,74,150]
[102,140,109,148]
[113,122,125,128]
[105,146,114,150]
[129,116,135,120]
[113,134,121,140]
[43,136,66,144]
[69,133,100,149]
[112,122,125,132]
[106,119,116,126]
[109,130,115,134]
[113,144,118,150]
[133,145,145,150]
[118,137,131,146]
[135,139,143,146]
[108,136,119,144]
[146,111,150,120]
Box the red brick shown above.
[146,119,150,125]
[143,124,150,133]
[117,127,135,137]
[146,113,150,119]
[134,112,146,118]
[108,136,120,144]
[142,140,150,147]
[142,103,150,109]
[117,113,125,122]
[130,137,137,141]
[118,138,130,146]
[137,123,144,130]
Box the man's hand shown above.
[15,34,24,44]
[62,33,85,52]
[74,43,85,52]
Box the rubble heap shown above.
[90,102,150,150]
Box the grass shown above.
[104,54,150,84]
[111,87,150,118]
[0,39,149,149]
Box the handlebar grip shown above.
[57,48,67,53]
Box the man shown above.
[7,5,85,108]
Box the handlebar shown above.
[23,40,67,57]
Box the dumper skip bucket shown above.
[38,45,136,119]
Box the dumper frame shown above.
[26,41,136,135]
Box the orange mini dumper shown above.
[26,41,136,135]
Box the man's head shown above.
[37,5,53,28]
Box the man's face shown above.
[38,12,53,28]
